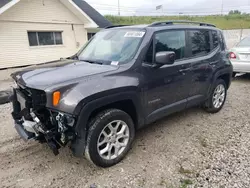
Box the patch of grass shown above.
[105,15,250,30]
[180,179,193,188]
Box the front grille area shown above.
[30,89,47,108]
[18,86,47,109]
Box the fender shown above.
[73,86,140,115]
[206,65,232,98]
[71,90,143,157]
[213,66,232,85]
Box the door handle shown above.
[209,61,219,65]
[179,68,191,73]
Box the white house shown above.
[0,0,112,69]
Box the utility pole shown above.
[118,0,120,16]
[221,0,224,15]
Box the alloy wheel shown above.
[212,84,226,108]
[97,120,130,160]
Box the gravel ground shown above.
[0,75,250,188]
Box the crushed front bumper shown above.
[11,88,73,155]
[14,121,34,141]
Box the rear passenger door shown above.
[186,29,218,107]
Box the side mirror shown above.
[155,51,175,66]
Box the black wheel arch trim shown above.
[73,86,139,115]
[207,66,232,97]
[70,90,143,157]
[213,67,232,87]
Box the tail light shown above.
[229,52,237,59]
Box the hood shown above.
[11,59,119,90]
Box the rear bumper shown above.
[231,61,250,73]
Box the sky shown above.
[85,0,250,16]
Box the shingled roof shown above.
[72,0,112,28]
[0,0,12,8]
[0,0,112,28]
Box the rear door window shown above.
[188,30,211,57]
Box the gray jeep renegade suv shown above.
[11,21,232,167]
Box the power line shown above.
[90,2,250,15]
[91,6,250,14]
[93,9,250,15]
[90,2,250,11]
[87,1,250,16]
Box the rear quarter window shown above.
[212,30,219,49]
[219,31,227,50]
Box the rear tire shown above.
[85,109,135,167]
[203,79,227,113]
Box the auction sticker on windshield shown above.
[124,31,145,38]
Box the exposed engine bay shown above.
[11,85,76,155]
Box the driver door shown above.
[142,29,192,124]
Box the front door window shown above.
[155,30,186,60]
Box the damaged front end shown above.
[11,85,76,155]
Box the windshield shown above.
[237,37,250,47]
[78,29,145,64]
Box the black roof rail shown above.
[105,25,130,29]
[149,20,216,27]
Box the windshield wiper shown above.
[80,59,103,65]
[66,54,79,60]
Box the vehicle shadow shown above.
[134,106,202,142]
[55,106,203,167]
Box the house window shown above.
[87,33,96,40]
[28,31,63,46]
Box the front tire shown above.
[85,109,135,167]
[203,79,227,113]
